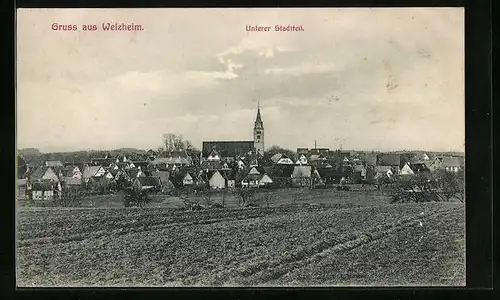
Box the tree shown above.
[237,188,256,206]
[122,188,151,208]
[265,145,297,162]
[162,133,196,152]
[392,173,440,203]
[434,168,464,203]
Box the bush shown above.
[122,188,151,208]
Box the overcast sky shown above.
[16,8,464,153]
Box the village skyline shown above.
[17,8,464,153]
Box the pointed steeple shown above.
[255,102,263,125]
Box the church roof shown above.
[255,105,263,124]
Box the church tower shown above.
[253,103,265,156]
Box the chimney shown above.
[314,140,317,149]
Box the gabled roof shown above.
[437,156,464,168]
[270,153,283,163]
[29,165,60,181]
[83,166,104,179]
[377,154,401,166]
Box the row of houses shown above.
[17,147,464,201]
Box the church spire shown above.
[255,102,262,124]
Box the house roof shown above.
[83,166,103,179]
[377,154,401,166]
[151,157,191,166]
[135,176,161,187]
[202,141,254,158]
[201,160,227,170]
[45,160,64,168]
[270,153,283,164]
[437,156,464,168]
[18,178,27,186]
[29,165,58,181]
[292,165,312,178]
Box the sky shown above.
[16,8,464,153]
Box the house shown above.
[45,160,64,168]
[309,154,327,165]
[271,153,294,165]
[201,160,226,171]
[207,149,222,161]
[180,171,196,186]
[430,156,464,173]
[377,154,401,175]
[82,166,106,183]
[400,162,431,176]
[150,150,193,169]
[208,170,226,189]
[241,166,266,188]
[377,153,401,168]
[296,154,308,165]
[29,165,62,183]
[63,165,83,179]
[132,176,162,192]
[259,173,274,187]
[103,170,114,180]
[373,166,395,180]
[291,165,312,187]
[30,180,61,201]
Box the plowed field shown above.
[16,202,465,287]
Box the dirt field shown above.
[16,190,465,287]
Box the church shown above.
[202,104,265,159]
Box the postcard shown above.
[16,8,465,287]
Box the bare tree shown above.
[237,188,256,206]
[264,192,274,209]
[162,133,197,153]
[200,189,214,207]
